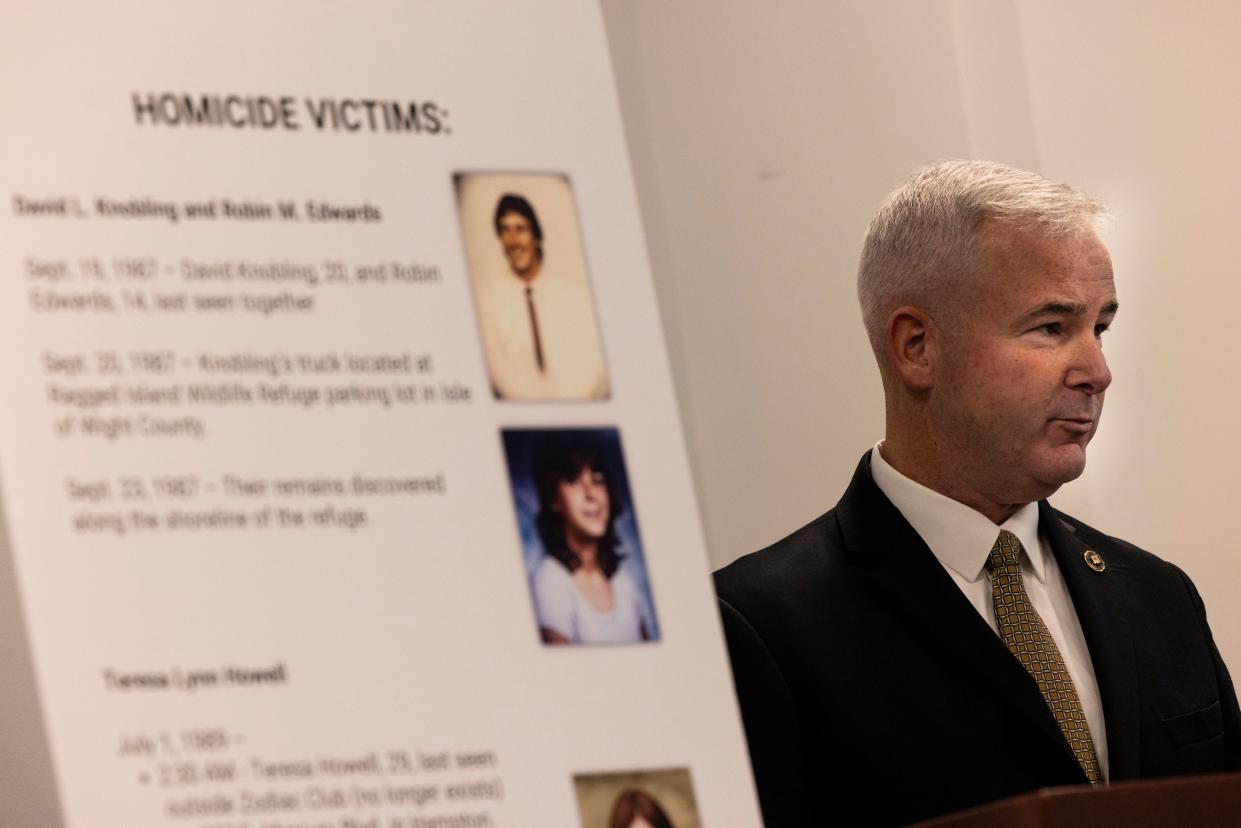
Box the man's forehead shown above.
[976,220,1111,277]
[985,270,1118,313]
[978,220,1111,268]
[498,211,530,227]
[1016,297,1120,321]
[945,224,1116,322]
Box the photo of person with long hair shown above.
[502,428,659,646]
[573,768,699,828]
[608,788,675,828]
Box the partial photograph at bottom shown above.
[573,768,700,828]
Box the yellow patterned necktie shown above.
[989,530,1101,784]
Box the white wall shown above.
[602,0,1241,674]
[1017,0,1241,684]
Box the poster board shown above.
[0,2,762,825]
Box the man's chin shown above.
[1033,445,1089,490]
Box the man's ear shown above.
[886,306,935,392]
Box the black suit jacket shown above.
[715,453,1241,826]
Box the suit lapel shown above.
[1040,502,1141,779]
[836,456,1081,771]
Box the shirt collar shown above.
[868,442,1045,583]
[509,270,542,290]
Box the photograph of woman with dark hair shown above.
[529,430,650,644]
[608,788,676,828]
[502,428,659,646]
[574,768,699,828]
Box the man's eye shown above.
[1094,323,1111,338]
[1035,323,1062,335]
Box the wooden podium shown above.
[913,772,1241,827]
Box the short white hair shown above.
[857,159,1108,359]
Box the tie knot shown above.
[988,529,1023,573]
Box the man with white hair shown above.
[715,161,1241,826]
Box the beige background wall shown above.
[601,0,1241,674]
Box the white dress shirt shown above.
[530,557,645,644]
[473,264,609,400]
[869,442,1110,779]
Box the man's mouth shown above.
[1052,417,1094,434]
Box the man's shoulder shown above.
[714,452,884,622]
[1046,505,1194,586]
[713,508,850,617]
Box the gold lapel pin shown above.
[1083,550,1106,573]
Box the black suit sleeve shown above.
[718,596,813,827]
[1181,572,1241,769]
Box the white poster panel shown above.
[0,2,762,825]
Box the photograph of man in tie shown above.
[456,172,610,400]
[714,160,1241,826]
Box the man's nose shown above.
[1066,335,1112,395]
